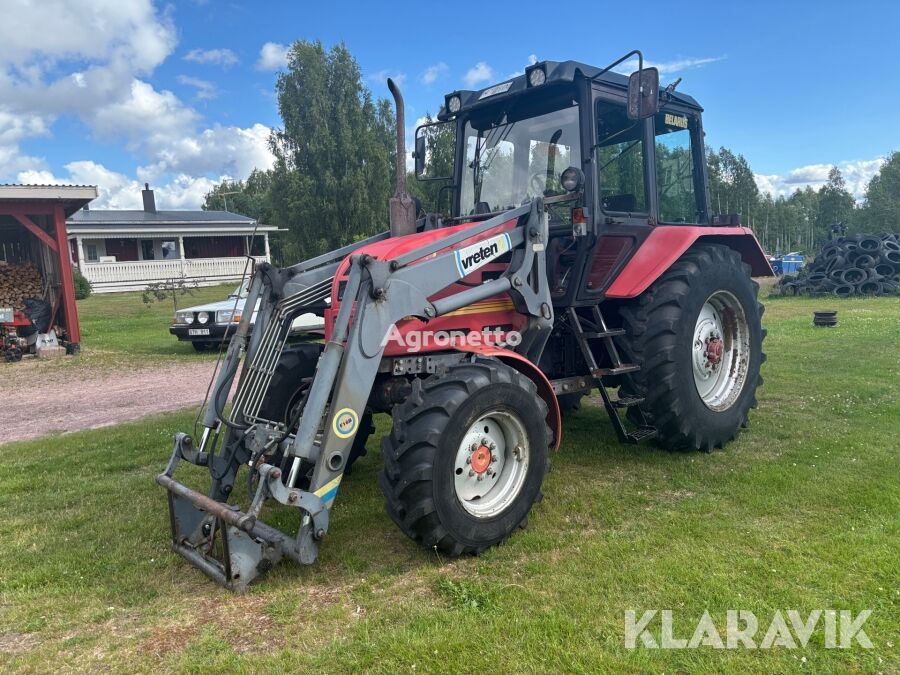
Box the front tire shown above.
[619,244,766,451]
[379,357,551,555]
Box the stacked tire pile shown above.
[777,233,900,297]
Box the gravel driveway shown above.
[1,359,228,445]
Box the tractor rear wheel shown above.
[379,357,551,555]
[619,244,766,451]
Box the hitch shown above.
[157,433,328,592]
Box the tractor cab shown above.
[418,56,711,303]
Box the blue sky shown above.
[2,0,898,208]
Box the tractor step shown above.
[626,426,658,443]
[592,364,641,376]
[582,328,625,339]
[612,395,644,408]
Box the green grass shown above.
[1,295,898,673]
[75,283,237,363]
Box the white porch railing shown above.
[80,256,268,293]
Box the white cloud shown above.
[419,62,448,86]
[527,54,538,66]
[754,158,887,201]
[18,161,221,210]
[369,69,406,87]
[183,48,238,67]
[464,62,494,87]
[257,42,289,71]
[177,75,217,101]
[615,55,725,78]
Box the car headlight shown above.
[197,311,209,325]
[216,309,241,324]
[176,311,193,324]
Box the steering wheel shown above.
[530,172,548,196]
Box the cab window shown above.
[595,100,647,213]
[655,112,698,223]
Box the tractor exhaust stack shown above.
[388,78,417,238]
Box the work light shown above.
[560,166,584,192]
[526,64,546,87]
[446,94,461,114]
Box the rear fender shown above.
[605,227,773,298]
[455,344,562,450]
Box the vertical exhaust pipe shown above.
[388,78,417,238]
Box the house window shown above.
[161,240,179,259]
[86,244,98,262]
[140,240,155,260]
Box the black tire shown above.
[258,343,374,475]
[191,341,213,352]
[557,392,585,415]
[618,244,766,452]
[379,357,551,555]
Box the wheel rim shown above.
[692,290,751,411]
[454,409,530,519]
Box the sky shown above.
[1,0,898,210]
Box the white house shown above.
[67,185,277,293]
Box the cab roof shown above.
[437,59,702,121]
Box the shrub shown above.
[73,268,92,300]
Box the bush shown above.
[73,268,92,300]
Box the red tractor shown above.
[158,52,771,591]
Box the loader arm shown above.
[157,199,553,590]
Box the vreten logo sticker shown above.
[332,408,359,438]
[454,233,511,277]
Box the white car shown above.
[169,284,324,351]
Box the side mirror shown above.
[414,132,427,177]
[627,67,659,120]
[413,121,455,181]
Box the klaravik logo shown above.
[455,233,511,277]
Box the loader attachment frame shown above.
[157,199,553,590]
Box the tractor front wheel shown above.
[379,357,551,555]
[619,244,766,451]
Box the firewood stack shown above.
[0,263,43,311]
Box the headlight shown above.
[560,166,584,192]
[176,311,193,324]
[446,94,461,114]
[527,64,546,87]
[216,309,241,324]
[197,311,209,325]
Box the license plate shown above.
[188,329,210,336]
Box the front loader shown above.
[158,52,772,591]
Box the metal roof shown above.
[0,184,98,216]
[69,209,260,225]
[66,210,278,234]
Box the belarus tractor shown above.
[158,52,772,591]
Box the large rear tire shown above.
[379,357,551,555]
[619,244,766,451]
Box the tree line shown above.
[204,40,900,263]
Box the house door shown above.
[104,238,139,261]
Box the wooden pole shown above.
[53,205,81,344]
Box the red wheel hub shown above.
[471,445,492,474]
[705,337,724,365]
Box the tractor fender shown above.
[455,344,562,450]
[605,226,774,298]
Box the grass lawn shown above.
[74,283,237,365]
[0,294,897,673]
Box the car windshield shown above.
[460,103,580,215]
[229,281,249,299]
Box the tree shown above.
[202,170,281,261]
[816,167,855,235]
[406,114,456,215]
[268,41,396,261]
[707,147,760,229]
[857,151,900,232]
